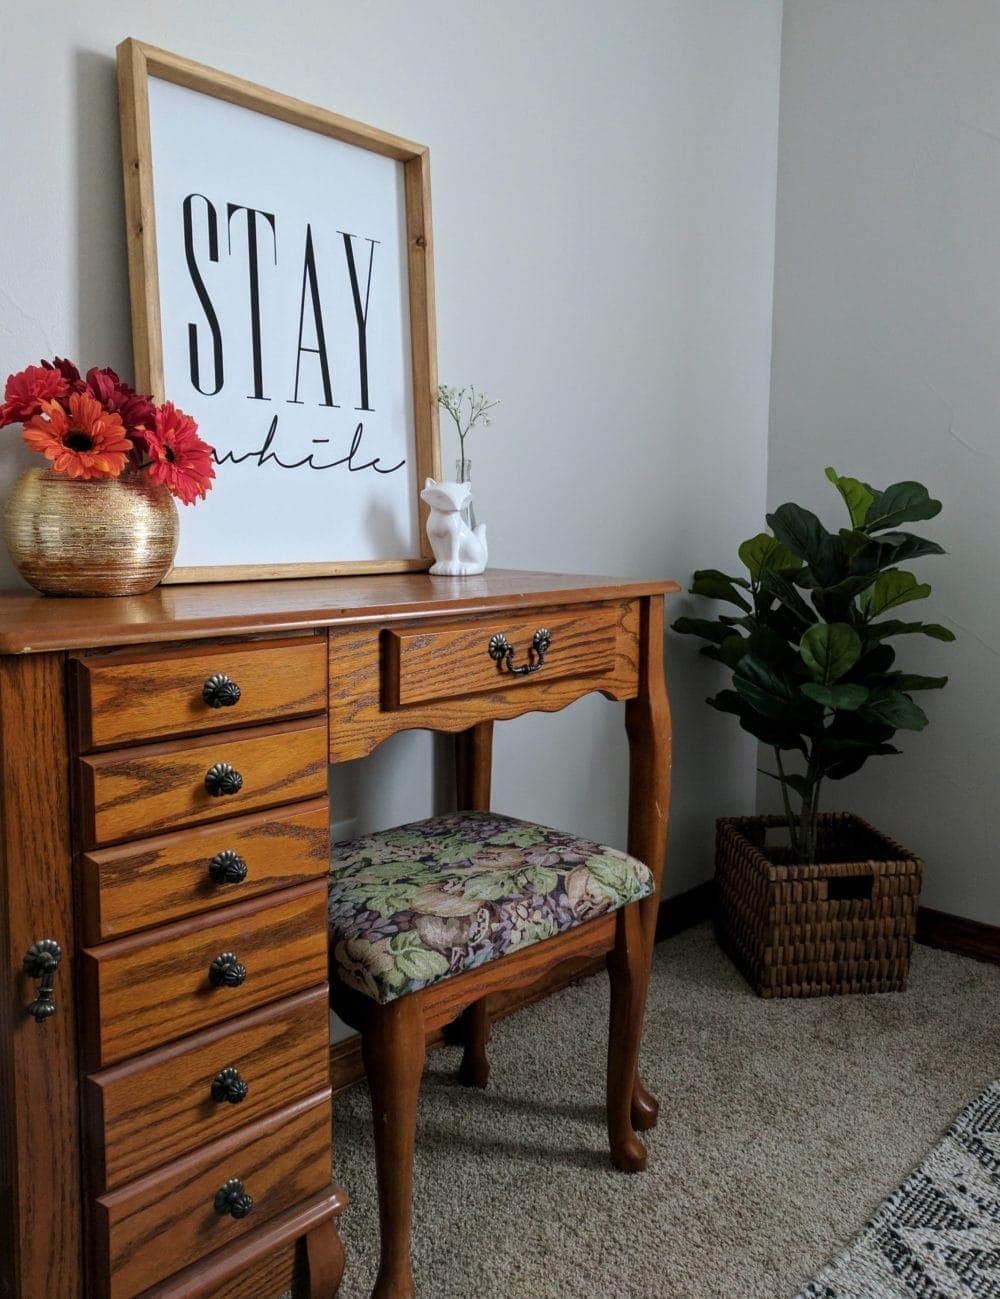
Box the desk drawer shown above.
[80,882,328,1068]
[73,635,327,750]
[383,605,619,708]
[79,799,330,942]
[78,717,328,848]
[93,1090,331,1299]
[86,988,331,1191]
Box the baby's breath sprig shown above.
[438,383,499,483]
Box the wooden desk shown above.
[0,569,675,1298]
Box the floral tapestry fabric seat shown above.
[327,809,659,1299]
[328,811,655,1006]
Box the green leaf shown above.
[868,672,948,692]
[864,480,942,531]
[858,688,930,731]
[463,872,518,902]
[890,673,948,691]
[767,502,831,565]
[826,467,874,528]
[361,883,425,917]
[734,655,808,720]
[799,623,862,683]
[819,743,900,780]
[781,773,816,801]
[521,866,559,896]
[717,635,751,669]
[690,569,752,610]
[867,531,946,564]
[707,691,808,752]
[800,682,870,710]
[388,932,451,982]
[671,616,732,645]
[860,569,931,619]
[738,534,801,582]
[760,569,818,626]
[587,856,644,900]
[868,620,956,642]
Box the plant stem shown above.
[774,748,798,854]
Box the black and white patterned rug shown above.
[797,1079,1000,1299]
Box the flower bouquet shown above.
[1,358,215,595]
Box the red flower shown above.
[41,357,84,390]
[85,367,157,436]
[22,394,133,480]
[0,365,69,426]
[145,402,215,504]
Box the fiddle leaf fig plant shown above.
[673,468,954,863]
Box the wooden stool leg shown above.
[305,1216,346,1295]
[457,998,491,1088]
[362,994,426,1299]
[630,1075,660,1132]
[606,905,648,1173]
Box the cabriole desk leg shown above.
[625,594,672,1132]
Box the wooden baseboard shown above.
[330,880,714,1097]
[916,906,1000,966]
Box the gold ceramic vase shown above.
[3,468,179,596]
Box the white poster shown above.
[129,57,437,579]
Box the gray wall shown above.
[769,2,999,924]
[0,2,783,896]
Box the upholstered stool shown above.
[329,810,658,1299]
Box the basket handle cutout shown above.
[826,874,873,902]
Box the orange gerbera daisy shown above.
[22,393,133,480]
[145,402,216,504]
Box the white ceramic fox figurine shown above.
[420,478,488,576]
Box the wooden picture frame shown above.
[116,39,441,583]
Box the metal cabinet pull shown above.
[203,673,241,708]
[209,952,247,988]
[205,762,243,797]
[23,939,62,1023]
[208,850,249,885]
[214,1177,254,1219]
[488,628,552,676]
[211,1066,250,1104]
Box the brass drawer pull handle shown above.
[209,952,247,988]
[205,762,243,797]
[488,628,552,676]
[211,1066,250,1104]
[214,1177,254,1219]
[23,939,62,1023]
[208,850,249,885]
[203,673,242,708]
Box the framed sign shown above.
[116,39,441,582]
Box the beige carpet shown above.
[330,923,1000,1298]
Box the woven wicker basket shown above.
[715,813,923,998]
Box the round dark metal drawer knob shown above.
[23,939,62,1023]
[208,850,249,885]
[205,762,243,797]
[209,952,247,988]
[214,1177,254,1219]
[211,1066,250,1104]
[203,673,242,708]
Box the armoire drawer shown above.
[93,1090,332,1299]
[86,988,331,1190]
[77,716,328,848]
[79,798,331,942]
[73,635,328,750]
[80,882,328,1068]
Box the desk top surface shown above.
[0,569,679,654]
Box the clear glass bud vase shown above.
[455,458,476,530]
